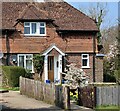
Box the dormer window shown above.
[24,22,46,36]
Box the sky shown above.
[67,1,118,30]
[36,0,118,30]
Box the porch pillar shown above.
[44,55,48,82]
[58,55,62,80]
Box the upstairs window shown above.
[24,22,46,36]
[81,54,90,68]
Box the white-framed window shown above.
[81,54,90,68]
[17,54,34,73]
[24,22,46,36]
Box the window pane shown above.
[25,22,30,26]
[26,60,32,71]
[19,56,24,67]
[31,23,36,34]
[40,22,45,26]
[40,27,45,34]
[26,55,32,60]
[82,59,87,66]
[24,27,30,34]
[83,55,87,58]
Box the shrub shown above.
[2,66,27,87]
[114,70,120,84]
[25,69,33,79]
[33,54,44,74]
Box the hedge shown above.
[2,66,27,87]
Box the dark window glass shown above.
[24,27,30,34]
[40,27,45,34]
[82,59,87,66]
[40,22,45,26]
[83,55,87,58]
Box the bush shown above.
[114,70,120,84]
[2,66,27,87]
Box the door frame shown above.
[42,44,65,83]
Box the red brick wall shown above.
[66,54,103,82]
[1,21,103,82]
[1,21,98,54]
[95,57,103,82]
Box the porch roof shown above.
[42,44,65,56]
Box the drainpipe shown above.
[5,30,10,66]
[93,32,96,82]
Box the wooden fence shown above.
[78,86,95,108]
[96,86,119,106]
[78,85,119,108]
[20,76,70,109]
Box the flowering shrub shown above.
[64,64,89,89]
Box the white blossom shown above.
[63,64,89,89]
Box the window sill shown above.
[81,66,90,69]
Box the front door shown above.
[48,56,54,82]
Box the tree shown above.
[63,64,89,89]
[79,3,108,44]
[114,19,120,84]
[102,25,118,82]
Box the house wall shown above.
[1,21,103,82]
[1,22,98,54]
[66,54,103,82]
[95,57,104,82]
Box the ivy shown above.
[33,54,44,75]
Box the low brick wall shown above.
[20,76,70,109]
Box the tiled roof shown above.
[18,4,50,20]
[2,2,98,31]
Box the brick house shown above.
[1,1,104,83]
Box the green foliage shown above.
[25,69,33,79]
[0,87,19,91]
[114,70,120,84]
[115,31,120,84]
[103,58,116,82]
[2,66,27,87]
[33,54,44,74]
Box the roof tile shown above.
[2,2,98,31]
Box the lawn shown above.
[95,105,120,111]
[0,87,19,91]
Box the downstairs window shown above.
[17,54,34,72]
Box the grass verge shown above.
[0,87,19,91]
[94,105,120,111]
